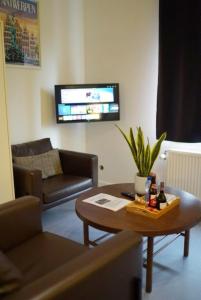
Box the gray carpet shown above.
[42,199,201,300]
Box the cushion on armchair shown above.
[0,251,22,295]
[13,149,63,179]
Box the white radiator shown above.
[166,150,201,199]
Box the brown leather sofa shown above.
[12,138,98,209]
[0,196,142,300]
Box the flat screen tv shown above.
[54,83,120,123]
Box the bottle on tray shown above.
[145,176,152,205]
[148,174,158,209]
[156,181,167,210]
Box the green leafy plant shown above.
[116,125,166,177]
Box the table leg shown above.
[146,237,154,293]
[83,222,89,246]
[184,229,190,257]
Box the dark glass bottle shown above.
[148,175,157,208]
[156,182,167,210]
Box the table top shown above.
[75,183,201,237]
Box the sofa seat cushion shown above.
[6,232,87,286]
[42,174,92,204]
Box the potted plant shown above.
[116,125,166,194]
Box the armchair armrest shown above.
[59,150,98,186]
[0,196,42,252]
[5,230,142,300]
[13,163,43,200]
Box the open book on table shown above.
[83,193,131,212]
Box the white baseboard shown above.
[98,180,113,187]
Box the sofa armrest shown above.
[59,150,98,186]
[0,196,42,252]
[13,163,43,199]
[5,230,142,300]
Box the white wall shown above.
[5,0,86,151]
[84,0,160,184]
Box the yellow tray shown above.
[126,197,180,219]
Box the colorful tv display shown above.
[55,83,120,123]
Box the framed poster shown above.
[0,0,40,67]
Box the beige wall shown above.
[0,22,14,202]
[5,0,86,151]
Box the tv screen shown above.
[54,83,120,123]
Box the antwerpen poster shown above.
[0,0,40,66]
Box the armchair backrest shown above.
[11,138,53,157]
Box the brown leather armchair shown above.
[12,138,98,209]
[0,196,142,300]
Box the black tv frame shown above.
[54,83,120,123]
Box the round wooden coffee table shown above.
[75,183,201,293]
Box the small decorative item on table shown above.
[126,194,180,219]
